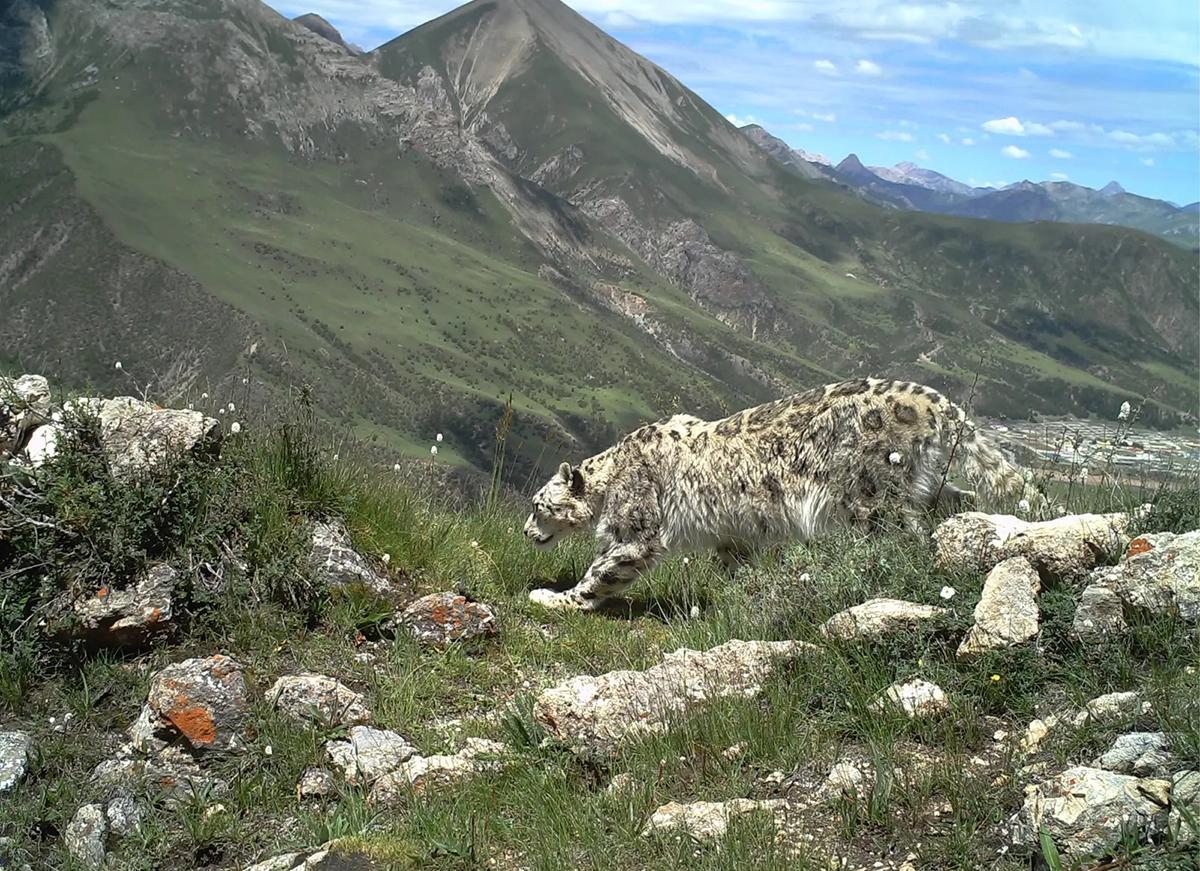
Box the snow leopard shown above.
[524,378,1038,611]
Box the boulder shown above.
[65,803,107,870]
[0,374,51,457]
[91,743,220,803]
[130,655,249,756]
[1070,585,1127,641]
[957,557,1041,657]
[104,792,144,837]
[640,798,786,841]
[0,731,32,794]
[820,598,946,641]
[1082,530,1200,626]
[533,639,816,758]
[870,679,948,719]
[933,511,1134,582]
[1170,770,1200,844]
[268,674,371,728]
[65,564,177,647]
[24,423,59,466]
[1012,766,1170,857]
[369,738,507,802]
[398,592,498,647]
[324,726,416,785]
[63,396,219,477]
[308,521,393,598]
[1094,732,1174,776]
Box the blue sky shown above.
[270,1,1200,204]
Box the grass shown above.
[1,397,1197,870]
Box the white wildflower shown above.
[689,605,701,619]
[436,433,443,442]
[332,453,339,461]
[381,553,391,565]
[217,408,224,416]
[1017,498,1031,513]
[940,585,956,600]
[1079,466,1089,480]
[114,361,122,370]
[393,463,401,472]
[888,451,902,465]
[1118,401,1131,421]
[682,556,690,565]
[798,572,811,583]
[264,745,273,757]
[470,540,479,548]
[230,422,242,434]
[430,445,439,456]
[227,402,235,412]
[201,392,209,400]
[242,377,249,385]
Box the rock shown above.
[23,424,59,467]
[1170,770,1199,843]
[605,772,634,796]
[1084,530,1200,624]
[71,396,220,478]
[369,738,507,802]
[131,655,249,756]
[1070,690,1151,727]
[640,798,786,841]
[1095,733,1173,776]
[91,743,219,802]
[870,679,948,719]
[820,598,946,641]
[268,674,371,728]
[1019,715,1060,753]
[533,639,816,757]
[241,845,383,871]
[104,792,144,837]
[65,803,107,870]
[1012,766,1170,857]
[0,731,32,794]
[957,557,1041,657]
[933,511,1133,582]
[825,761,866,798]
[1071,585,1127,641]
[324,726,416,784]
[0,374,51,457]
[297,767,336,800]
[398,592,498,647]
[308,521,393,598]
[65,564,177,647]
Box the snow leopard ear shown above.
[569,467,586,497]
[557,462,572,481]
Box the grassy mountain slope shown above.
[0,0,1196,488]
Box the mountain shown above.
[1,0,1197,482]
[868,161,983,198]
[833,154,973,212]
[739,124,829,179]
[292,12,357,52]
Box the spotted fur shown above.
[524,378,1036,611]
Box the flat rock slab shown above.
[957,556,1041,657]
[820,598,946,641]
[869,679,948,719]
[66,564,177,648]
[641,798,786,841]
[534,639,817,758]
[399,592,498,647]
[309,521,393,598]
[934,511,1133,582]
[92,743,221,803]
[369,738,508,802]
[131,655,249,756]
[0,730,32,794]
[268,674,371,728]
[1012,766,1170,857]
[1095,732,1174,776]
[325,726,416,785]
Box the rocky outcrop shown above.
[869,679,948,719]
[1012,766,1171,857]
[61,564,177,648]
[267,674,371,728]
[534,639,817,757]
[308,521,394,598]
[131,655,249,756]
[933,510,1135,582]
[820,598,946,641]
[398,592,498,647]
[0,373,51,458]
[369,738,508,801]
[957,557,1041,657]
[0,730,32,794]
[640,798,786,841]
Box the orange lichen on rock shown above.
[1126,537,1153,557]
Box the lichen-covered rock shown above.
[104,792,144,837]
[820,598,946,641]
[1011,766,1170,857]
[64,564,177,648]
[957,557,1041,657]
[640,798,786,841]
[297,767,336,800]
[308,521,393,598]
[1071,584,1127,641]
[533,639,816,757]
[91,743,220,802]
[0,731,32,794]
[870,679,948,719]
[399,592,498,647]
[131,655,249,756]
[824,761,866,798]
[1170,770,1200,844]
[67,396,220,477]
[241,845,384,871]
[1084,530,1200,624]
[65,803,107,870]
[1095,733,1174,776]
[933,511,1134,582]
[268,674,371,728]
[369,738,507,802]
[324,726,416,784]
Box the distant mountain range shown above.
[741,124,1199,248]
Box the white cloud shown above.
[725,112,758,127]
[1109,130,1174,148]
[1002,145,1031,159]
[982,116,1053,137]
[1141,157,1156,166]
[791,122,815,131]
[960,137,975,146]
[1050,172,1070,180]
[1049,148,1073,158]
[856,59,883,76]
[937,132,951,144]
[813,59,839,75]
[915,148,930,161]
[811,111,837,122]
[877,130,915,141]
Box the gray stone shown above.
[0,731,32,794]
[76,396,220,478]
[297,767,336,800]
[132,655,249,755]
[1012,766,1170,857]
[66,564,177,647]
[268,673,371,728]
[1170,770,1200,844]
[820,598,946,641]
[1070,690,1152,727]
[0,374,51,458]
[324,726,416,785]
[957,557,1041,657]
[1086,530,1200,624]
[934,511,1134,583]
[399,592,498,647]
[92,743,221,803]
[104,792,144,836]
[825,761,866,798]
[869,679,949,719]
[533,639,817,758]
[1071,585,1127,641]
[640,798,786,841]
[1095,732,1174,776]
[65,804,107,870]
[369,738,507,802]
[309,521,393,598]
